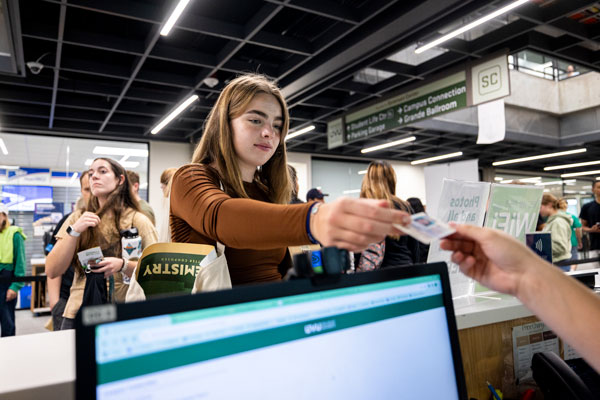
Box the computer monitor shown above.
[76,263,467,399]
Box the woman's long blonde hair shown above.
[191,74,291,204]
[360,160,410,212]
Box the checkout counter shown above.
[1,267,599,400]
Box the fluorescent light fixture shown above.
[492,148,586,166]
[494,177,504,181]
[160,0,191,36]
[415,0,530,54]
[85,159,139,168]
[0,139,7,155]
[411,151,463,165]
[151,94,199,134]
[544,160,600,171]
[93,147,148,158]
[343,189,361,194]
[499,179,513,184]
[69,172,79,184]
[361,136,416,154]
[0,165,19,170]
[535,180,576,186]
[358,170,367,175]
[561,169,600,178]
[285,125,315,142]
[518,176,542,183]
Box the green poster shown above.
[135,243,214,296]
[484,184,544,243]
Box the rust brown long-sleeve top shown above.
[170,164,313,285]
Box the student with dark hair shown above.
[46,158,157,329]
[580,181,600,251]
[0,204,26,337]
[170,74,409,285]
[126,170,156,225]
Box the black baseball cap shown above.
[306,188,329,201]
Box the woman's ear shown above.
[118,174,125,185]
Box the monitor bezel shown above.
[76,262,467,399]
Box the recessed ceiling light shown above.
[160,0,192,36]
[151,94,199,134]
[285,125,315,142]
[415,0,530,54]
[561,169,600,178]
[411,151,462,165]
[544,160,600,171]
[492,148,586,166]
[361,136,416,154]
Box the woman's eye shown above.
[249,119,261,125]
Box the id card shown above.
[77,246,104,269]
[393,212,455,244]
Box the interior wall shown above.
[390,161,426,205]
[149,141,193,236]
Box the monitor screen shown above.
[1,185,53,211]
[80,268,464,399]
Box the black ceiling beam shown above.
[265,0,359,24]
[51,0,313,56]
[282,0,491,110]
[331,80,376,96]
[23,24,145,56]
[515,0,597,25]
[99,0,182,132]
[182,1,289,139]
[25,24,283,76]
[48,0,66,129]
[277,0,402,85]
[370,60,420,79]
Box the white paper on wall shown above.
[477,98,505,144]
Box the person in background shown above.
[440,224,600,374]
[160,167,177,198]
[539,194,572,269]
[407,197,429,263]
[580,181,600,253]
[0,204,26,337]
[46,158,157,329]
[47,170,90,331]
[126,170,156,225]
[288,165,303,204]
[170,74,409,285]
[306,188,327,203]
[158,167,178,243]
[558,197,582,264]
[356,161,419,271]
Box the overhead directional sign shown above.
[328,53,509,149]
